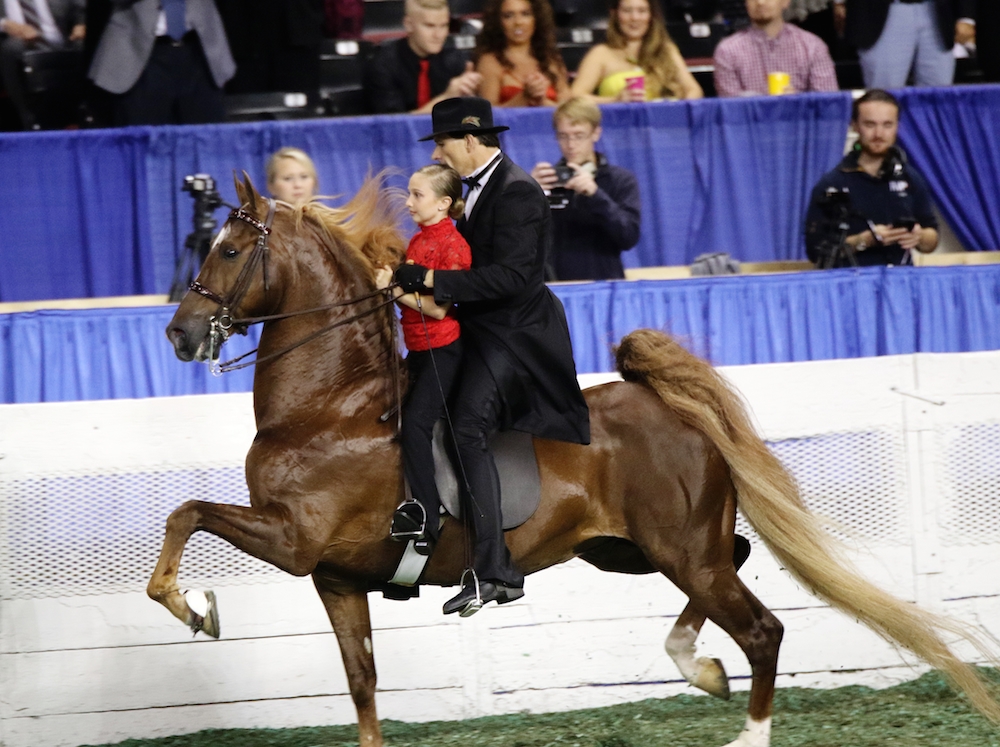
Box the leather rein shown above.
[188,200,400,377]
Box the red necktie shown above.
[417,59,431,108]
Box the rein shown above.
[188,201,400,383]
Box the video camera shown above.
[168,173,226,302]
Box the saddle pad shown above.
[408,420,541,530]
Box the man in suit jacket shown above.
[836,0,975,87]
[88,0,235,125]
[0,0,86,129]
[395,97,591,617]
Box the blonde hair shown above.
[413,163,465,221]
[553,96,601,129]
[606,0,682,99]
[405,0,449,15]
[266,147,319,194]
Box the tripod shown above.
[168,182,224,302]
[820,218,859,270]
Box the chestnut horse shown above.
[153,175,1000,747]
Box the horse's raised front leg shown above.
[147,500,324,636]
[313,571,382,747]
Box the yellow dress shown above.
[597,68,653,101]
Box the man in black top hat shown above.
[394,96,591,617]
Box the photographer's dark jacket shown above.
[805,148,937,267]
[549,153,641,281]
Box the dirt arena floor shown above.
[85,669,1000,747]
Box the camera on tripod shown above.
[169,173,226,302]
[810,186,858,269]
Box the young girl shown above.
[375,164,471,549]
[265,147,319,207]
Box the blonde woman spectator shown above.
[266,147,318,207]
[571,0,703,102]
[474,0,569,107]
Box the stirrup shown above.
[390,500,427,541]
[458,568,483,618]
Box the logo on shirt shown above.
[461,116,481,128]
[889,180,910,195]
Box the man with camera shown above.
[804,88,938,268]
[529,97,640,281]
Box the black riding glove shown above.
[394,263,431,294]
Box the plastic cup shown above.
[768,71,791,95]
[625,73,645,97]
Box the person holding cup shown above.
[570,0,702,103]
[713,0,838,98]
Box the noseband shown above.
[188,200,277,362]
[184,199,400,378]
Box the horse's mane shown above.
[298,172,408,278]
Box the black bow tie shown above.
[462,175,481,190]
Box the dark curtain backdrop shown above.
[4,266,1000,403]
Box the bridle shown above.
[187,199,400,380]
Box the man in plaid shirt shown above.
[713,0,838,96]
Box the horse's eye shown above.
[221,246,240,260]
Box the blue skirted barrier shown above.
[1,86,999,303]
[3,265,999,404]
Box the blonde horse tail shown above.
[615,328,1000,723]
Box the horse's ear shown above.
[233,170,248,205]
[240,170,259,213]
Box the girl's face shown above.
[616,0,651,41]
[500,0,535,46]
[268,158,316,206]
[406,172,451,227]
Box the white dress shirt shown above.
[463,150,503,220]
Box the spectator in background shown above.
[218,0,324,94]
[714,0,838,97]
[834,0,975,88]
[0,0,86,130]
[474,0,569,108]
[571,0,703,102]
[266,147,319,207]
[365,0,481,114]
[88,0,236,126]
[804,89,938,268]
[529,97,640,280]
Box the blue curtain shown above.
[3,266,999,404]
[897,85,1000,253]
[0,95,847,302]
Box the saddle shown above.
[387,421,542,591]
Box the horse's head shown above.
[167,171,408,365]
[167,173,282,362]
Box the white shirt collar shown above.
[464,150,503,219]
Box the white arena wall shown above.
[1,351,1000,747]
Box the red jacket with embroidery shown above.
[400,219,471,351]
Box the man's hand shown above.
[3,19,40,42]
[445,62,483,98]
[563,163,598,197]
[955,20,975,47]
[530,161,558,190]
[394,263,431,293]
[888,224,924,251]
[69,23,86,42]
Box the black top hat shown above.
[418,96,510,142]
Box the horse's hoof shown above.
[185,589,221,639]
[692,656,730,700]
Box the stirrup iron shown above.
[390,499,427,541]
[459,568,483,618]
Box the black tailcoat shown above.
[433,155,591,446]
